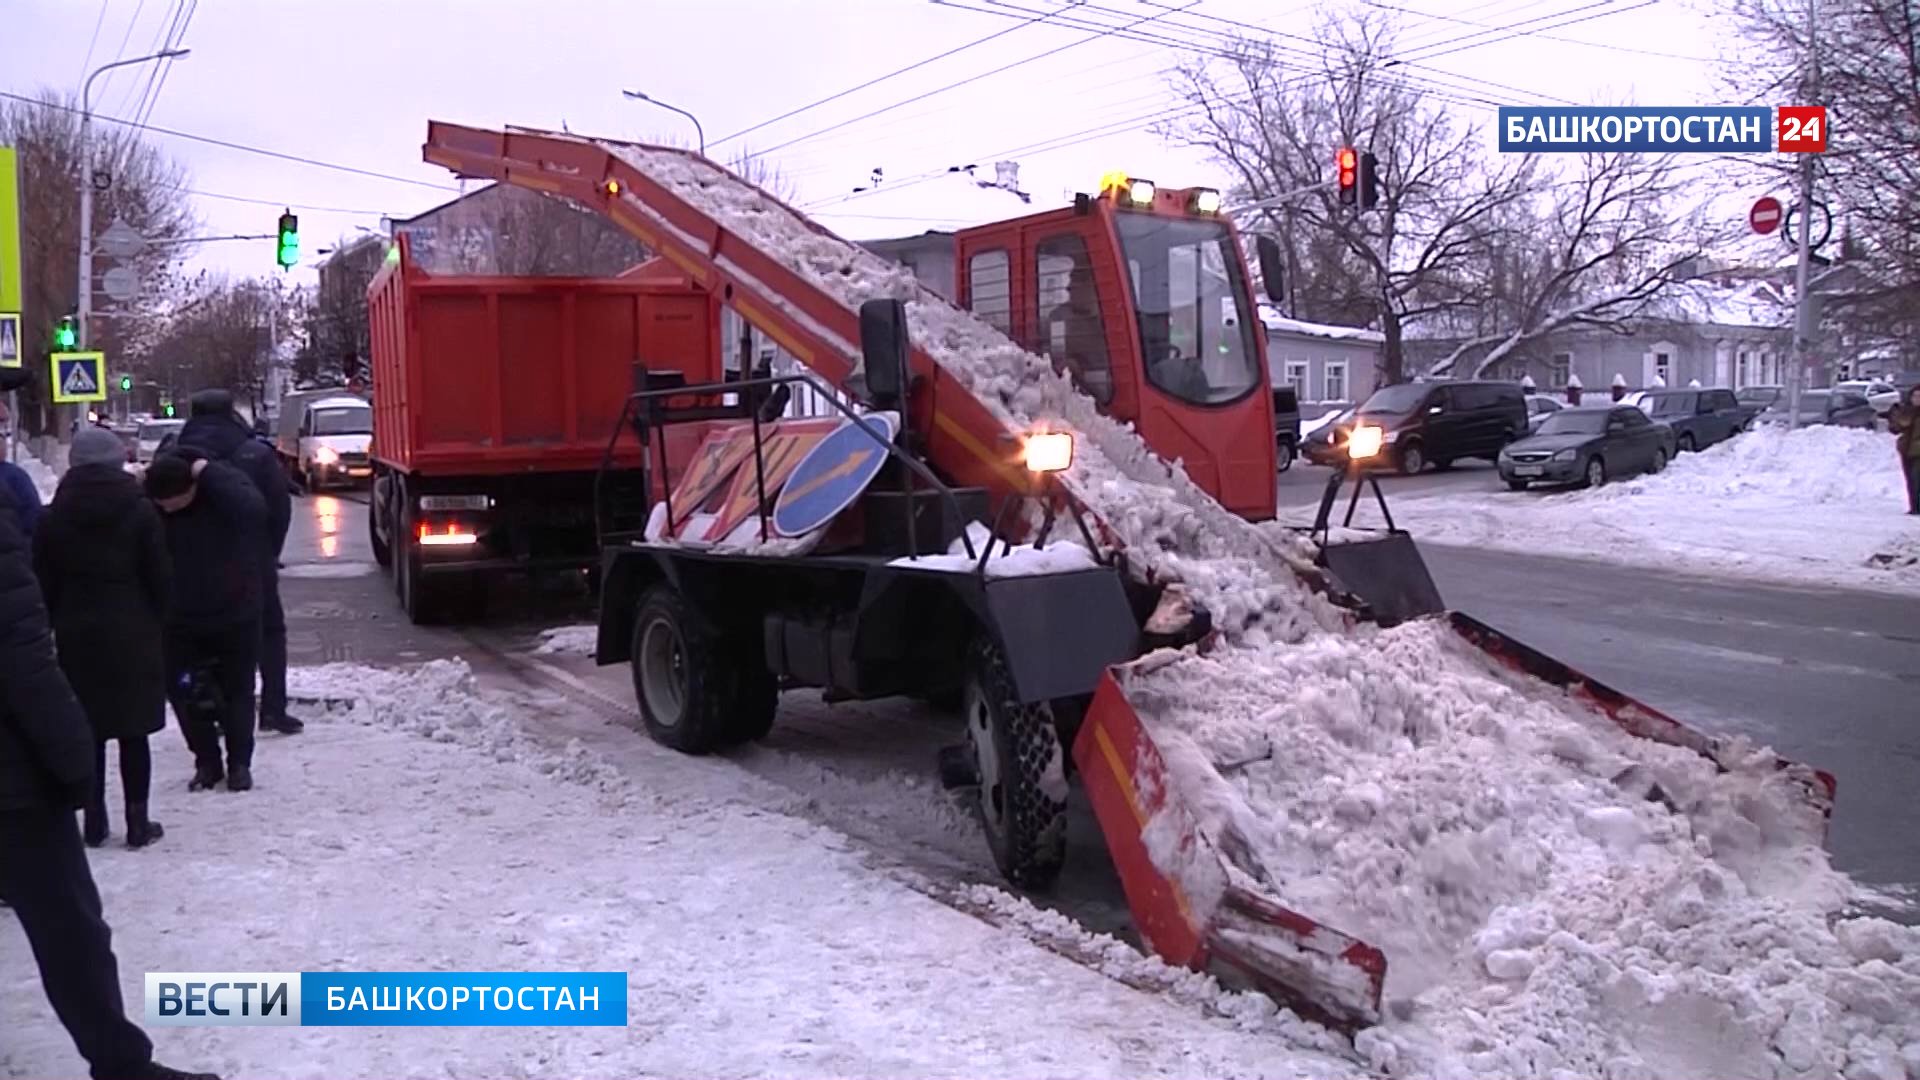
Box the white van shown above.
[277,393,372,490]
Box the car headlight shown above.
[1347,425,1385,460]
[1553,449,1577,462]
[314,446,340,465]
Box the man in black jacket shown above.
[0,449,219,1080]
[145,451,268,792]
[177,389,303,736]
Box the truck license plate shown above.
[1514,465,1543,477]
[420,494,491,511]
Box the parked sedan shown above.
[1835,380,1901,416]
[1524,394,1564,432]
[1497,406,1675,490]
[1757,390,1878,429]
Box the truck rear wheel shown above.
[964,637,1068,891]
[630,584,775,754]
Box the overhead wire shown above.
[111,0,176,116]
[710,5,1060,149]
[0,88,461,193]
[1360,0,1727,61]
[131,0,196,132]
[75,0,113,89]
[753,0,1201,158]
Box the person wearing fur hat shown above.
[34,427,173,847]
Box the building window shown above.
[1653,351,1672,387]
[1323,360,1348,403]
[1550,352,1571,388]
[1736,350,1749,388]
[967,250,1011,335]
[1284,361,1309,399]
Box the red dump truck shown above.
[366,236,726,622]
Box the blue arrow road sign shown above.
[771,412,898,539]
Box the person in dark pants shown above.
[1891,386,1920,515]
[35,427,173,848]
[0,462,219,1080]
[144,451,267,792]
[177,389,300,736]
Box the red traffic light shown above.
[1337,147,1358,205]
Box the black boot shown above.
[123,1061,223,1080]
[126,802,165,848]
[83,799,110,847]
[260,713,304,735]
[226,764,253,792]
[189,762,224,792]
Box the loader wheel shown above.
[630,584,775,754]
[964,637,1068,891]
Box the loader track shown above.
[445,626,1308,1037]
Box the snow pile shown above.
[18,444,59,501]
[606,142,1338,640]
[1579,425,1903,506]
[1120,623,1920,1080]
[888,520,1100,576]
[1371,426,1920,592]
[533,624,601,656]
[288,659,630,796]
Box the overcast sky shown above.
[6,0,1744,287]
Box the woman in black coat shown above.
[33,427,172,848]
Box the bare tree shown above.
[728,147,800,203]
[0,90,195,433]
[1432,152,1721,376]
[1166,14,1535,384]
[145,276,294,412]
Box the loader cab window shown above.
[1034,234,1114,404]
[1117,214,1260,406]
[967,249,1012,336]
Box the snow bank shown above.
[1376,426,1920,592]
[1121,624,1920,1079]
[18,444,59,501]
[533,624,601,657]
[3,660,1366,1080]
[587,142,1918,1077]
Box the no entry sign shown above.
[1749,195,1783,236]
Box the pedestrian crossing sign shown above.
[51,350,107,403]
[0,313,20,368]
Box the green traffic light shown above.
[163,403,175,417]
[276,210,299,269]
[119,375,133,391]
[54,317,77,350]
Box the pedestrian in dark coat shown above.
[145,450,267,793]
[177,389,302,736]
[35,426,173,848]
[1890,386,1920,516]
[0,447,220,1080]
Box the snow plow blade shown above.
[1448,610,1838,821]
[1073,669,1387,1029]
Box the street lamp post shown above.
[621,89,705,157]
[77,49,190,352]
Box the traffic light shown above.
[1358,151,1380,210]
[162,403,175,418]
[118,374,133,392]
[276,210,299,269]
[53,315,77,350]
[1337,147,1358,206]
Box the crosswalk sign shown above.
[51,350,107,403]
[0,313,20,368]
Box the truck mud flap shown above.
[1314,531,1444,626]
[1447,610,1838,823]
[980,568,1140,704]
[1073,669,1386,1030]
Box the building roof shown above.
[1258,305,1384,343]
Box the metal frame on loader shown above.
[419,122,1839,1032]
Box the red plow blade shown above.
[1073,670,1387,1029]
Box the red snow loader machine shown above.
[419,123,1838,1030]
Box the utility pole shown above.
[75,48,188,439]
[1784,0,1818,428]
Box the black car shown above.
[1352,380,1528,475]
[1629,388,1748,452]
[1498,405,1676,490]
[1301,405,1357,467]
[1273,386,1301,472]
